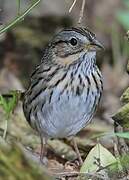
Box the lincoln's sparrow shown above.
[23,27,103,165]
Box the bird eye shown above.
[70,38,78,46]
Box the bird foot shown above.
[40,156,48,165]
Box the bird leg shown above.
[40,136,47,164]
[72,138,83,166]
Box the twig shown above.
[68,0,86,25]
[113,139,123,171]
[3,120,8,139]
[78,0,86,25]
[0,0,41,35]
[49,171,108,179]
[17,0,21,16]
[69,0,77,13]
[114,121,128,177]
[114,122,129,156]
[19,145,107,179]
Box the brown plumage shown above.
[23,27,103,165]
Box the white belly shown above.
[35,88,99,138]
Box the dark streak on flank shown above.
[28,86,47,104]
[85,76,91,101]
[37,66,52,75]
[78,74,82,85]
[27,108,32,125]
[50,72,67,88]
[49,90,54,104]
[30,77,43,90]
[92,72,99,93]
[76,86,81,96]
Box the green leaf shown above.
[6,92,16,115]
[80,143,117,173]
[116,11,129,30]
[120,87,129,103]
[0,91,21,117]
[0,95,8,113]
[115,132,129,139]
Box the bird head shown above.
[49,27,104,66]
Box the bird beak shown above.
[90,39,104,50]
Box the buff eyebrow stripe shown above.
[53,40,68,45]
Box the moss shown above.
[0,139,54,180]
[120,87,129,104]
[112,103,129,128]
